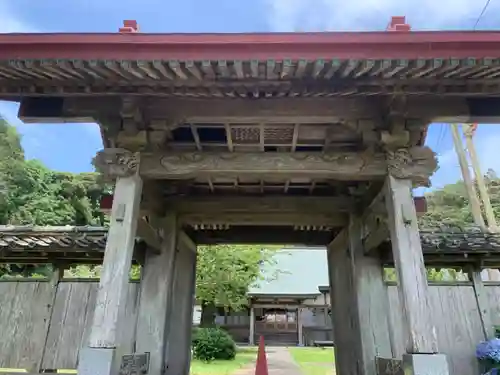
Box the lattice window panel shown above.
[264,126,294,143]
[231,127,260,143]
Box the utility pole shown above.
[463,123,499,232]
[450,124,486,231]
[462,124,500,281]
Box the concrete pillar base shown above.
[77,348,116,375]
[403,354,450,375]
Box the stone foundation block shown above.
[403,353,450,375]
[77,347,116,375]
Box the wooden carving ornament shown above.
[93,148,140,179]
[386,146,438,186]
[158,151,384,176]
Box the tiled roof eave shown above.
[1,58,500,98]
[1,226,500,265]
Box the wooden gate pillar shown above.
[385,175,449,374]
[135,213,178,375]
[164,232,197,375]
[328,215,392,375]
[77,157,143,375]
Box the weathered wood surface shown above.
[88,174,142,348]
[387,285,484,375]
[165,242,197,375]
[169,196,356,213]
[41,282,139,369]
[0,281,56,370]
[385,176,438,353]
[468,267,495,340]
[136,214,178,375]
[93,147,437,184]
[375,357,403,375]
[0,280,498,375]
[328,216,392,375]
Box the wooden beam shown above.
[139,150,387,180]
[169,196,356,214]
[136,217,162,253]
[327,226,348,249]
[22,96,500,126]
[87,174,143,349]
[467,265,495,340]
[189,226,334,245]
[93,146,437,183]
[177,230,197,252]
[136,213,177,375]
[361,184,389,253]
[328,215,392,375]
[180,212,346,228]
[385,175,438,354]
[61,97,384,123]
[165,239,197,375]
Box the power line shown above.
[474,0,492,29]
[434,123,447,151]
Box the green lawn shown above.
[190,347,257,375]
[1,348,257,375]
[288,347,335,375]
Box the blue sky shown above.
[1,0,500,194]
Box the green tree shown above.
[0,117,25,222]
[414,173,500,281]
[419,181,474,229]
[0,119,107,278]
[384,267,467,282]
[0,119,105,227]
[419,172,500,230]
[196,244,281,327]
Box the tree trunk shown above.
[200,301,217,327]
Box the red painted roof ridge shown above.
[2,19,500,61]
[1,30,500,45]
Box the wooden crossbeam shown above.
[167,196,356,213]
[20,96,500,126]
[140,151,389,180]
[92,146,436,183]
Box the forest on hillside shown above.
[0,119,106,227]
[419,169,500,230]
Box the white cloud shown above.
[264,0,497,31]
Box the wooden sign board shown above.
[118,353,150,375]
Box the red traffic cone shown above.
[254,335,268,375]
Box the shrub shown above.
[191,327,237,361]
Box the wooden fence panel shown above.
[0,280,495,374]
[485,286,500,326]
[41,282,96,369]
[41,281,139,370]
[0,281,56,370]
[117,282,140,356]
[387,285,484,375]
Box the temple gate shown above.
[2,16,500,375]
